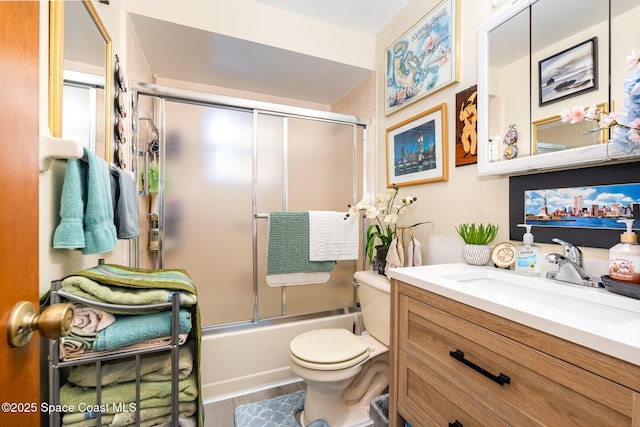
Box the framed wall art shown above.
[455,84,477,166]
[384,0,459,116]
[538,37,598,106]
[386,103,448,187]
[509,161,640,248]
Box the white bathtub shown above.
[201,313,356,402]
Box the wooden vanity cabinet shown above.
[389,280,640,427]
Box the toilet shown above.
[289,270,391,427]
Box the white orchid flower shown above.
[384,213,399,224]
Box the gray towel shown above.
[110,167,140,239]
[267,211,335,275]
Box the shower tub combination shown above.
[130,82,372,401]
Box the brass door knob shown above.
[7,301,74,348]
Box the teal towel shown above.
[93,309,191,351]
[267,211,335,275]
[83,148,118,254]
[53,148,118,254]
[53,157,86,249]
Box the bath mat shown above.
[233,390,329,427]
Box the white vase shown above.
[462,244,491,265]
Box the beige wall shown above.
[39,0,610,296]
[374,0,609,269]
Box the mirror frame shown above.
[477,0,636,176]
[49,0,113,164]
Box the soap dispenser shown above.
[609,219,640,284]
[516,224,540,276]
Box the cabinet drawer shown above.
[398,350,509,427]
[398,294,635,426]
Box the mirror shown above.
[49,0,112,163]
[477,0,640,175]
[532,103,608,154]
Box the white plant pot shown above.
[462,244,491,265]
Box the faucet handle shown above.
[551,238,583,264]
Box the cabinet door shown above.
[398,350,510,427]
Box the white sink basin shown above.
[442,269,640,314]
[387,263,640,366]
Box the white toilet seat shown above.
[289,328,369,371]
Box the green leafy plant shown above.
[455,223,499,245]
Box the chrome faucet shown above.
[545,238,602,287]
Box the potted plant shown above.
[455,223,499,265]
[347,186,430,274]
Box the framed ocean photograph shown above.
[538,37,598,106]
[384,0,459,115]
[386,103,448,187]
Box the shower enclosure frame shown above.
[130,81,373,330]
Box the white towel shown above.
[308,211,359,261]
[266,272,330,287]
[406,239,423,266]
[385,238,404,276]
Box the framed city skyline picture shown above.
[509,162,640,248]
[524,184,639,230]
[386,103,448,187]
[384,0,459,115]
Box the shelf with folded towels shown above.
[39,132,84,172]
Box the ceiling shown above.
[129,0,411,105]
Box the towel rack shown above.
[39,132,84,172]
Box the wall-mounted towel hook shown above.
[39,131,84,172]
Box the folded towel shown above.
[110,167,140,239]
[308,211,359,261]
[65,264,197,297]
[266,272,330,286]
[62,264,203,427]
[59,327,98,360]
[61,276,197,313]
[60,333,188,362]
[61,402,196,427]
[93,309,191,351]
[68,345,193,387]
[155,415,197,427]
[73,304,116,333]
[267,211,335,275]
[59,372,198,413]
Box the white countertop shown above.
[387,263,640,366]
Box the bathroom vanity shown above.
[387,264,640,427]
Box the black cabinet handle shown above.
[449,349,510,386]
[449,421,463,427]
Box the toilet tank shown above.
[354,271,391,346]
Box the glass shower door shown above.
[134,85,366,328]
[162,101,255,325]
